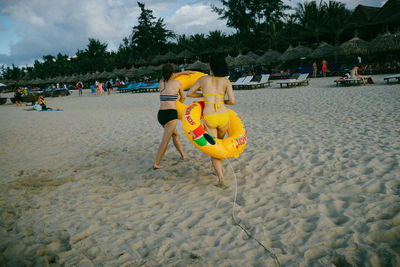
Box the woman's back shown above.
[159,79,181,110]
[200,76,230,115]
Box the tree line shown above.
[0,0,373,81]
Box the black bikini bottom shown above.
[157,109,178,126]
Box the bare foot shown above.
[153,164,164,169]
[214,181,228,189]
[181,153,187,160]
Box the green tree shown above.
[130,2,175,59]
[294,0,327,43]
[324,0,351,45]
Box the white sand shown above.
[1,75,399,266]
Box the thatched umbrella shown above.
[136,66,156,77]
[246,51,259,61]
[176,49,194,60]
[338,36,369,56]
[187,60,210,71]
[233,53,254,66]
[225,55,235,67]
[369,32,400,53]
[160,51,176,63]
[280,45,312,62]
[256,48,281,65]
[309,42,336,59]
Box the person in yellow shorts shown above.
[187,55,235,188]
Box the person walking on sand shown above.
[313,61,317,78]
[76,80,83,96]
[106,80,112,95]
[153,64,194,169]
[187,55,235,188]
[98,81,104,96]
[14,87,23,106]
[322,59,328,77]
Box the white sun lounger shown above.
[277,73,309,88]
[384,74,400,84]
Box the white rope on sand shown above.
[215,144,281,267]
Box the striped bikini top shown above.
[203,76,225,111]
[160,94,178,101]
[159,80,178,101]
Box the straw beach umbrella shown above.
[369,32,400,53]
[225,55,235,67]
[338,36,369,56]
[309,42,336,59]
[233,53,254,66]
[176,49,194,60]
[187,60,210,71]
[160,51,176,63]
[280,45,312,62]
[256,48,281,65]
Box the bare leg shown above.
[204,120,229,187]
[171,128,186,160]
[153,119,179,169]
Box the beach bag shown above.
[367,77,374,84]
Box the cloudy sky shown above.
[0,0,384,66]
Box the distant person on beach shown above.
[76,80,83,96]
[187,55,235,188]
[153,64,194,169]
[24,96,52,111]
[98,81,104,96]
[14,87,23,106]
[313,61,317,78]
[350,65,367,85]
[106,80,112,95]
[322,59,328,77]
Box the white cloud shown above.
[167,3,233,36]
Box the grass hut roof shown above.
[176,49,194,60]
[338,36,369,55]
[280,45,311,62]
[233,53,254,66]
[256,49,281,65]
[309,42,336,59]
[187,60,210,71]
[225,55,235,67]
[369,32,400,53]
[160,51,176,63]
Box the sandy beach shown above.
[1,75,399,266]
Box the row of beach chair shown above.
[117,82,160,93]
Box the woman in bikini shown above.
[153,64,194,169]
[187,55,235,187]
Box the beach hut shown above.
[369,32,400,53]
[256,48,281,65]
[186,60,210,71]
[309,42,336,59]
[225,55,236,67]
[338,36,369,56]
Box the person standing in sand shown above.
[153,64,194,169]
[98,81,104,96]
[187,55,235,188]
[76,80,83,96]
[14,87,23,106]
[313,61,317,78]
[322,59,328,77]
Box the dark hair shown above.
[210,55,229,77]
[162,63,174,81]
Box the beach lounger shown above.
[277,73,309,88]
[232,76,254,90]
[117,83,137,93]
[383,74,400,84]
[231,77,246,87]
[246,74,271,89]
[334,77,362,86]
[138,83,159,92]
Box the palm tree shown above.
[294,0,327,43]
[324,1,351,45]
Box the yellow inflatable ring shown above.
[173,72,247,159]
[176,101,247,159]
[174,71,207,90]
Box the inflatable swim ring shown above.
[174,71,207,90]
[174,73,247,159]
